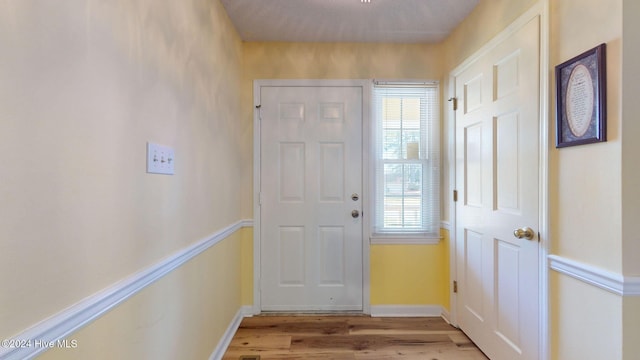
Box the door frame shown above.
[252,79,372,315]
[447,2,550,359]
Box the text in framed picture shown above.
[555,43,607,148]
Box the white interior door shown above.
[259,85,363,311]
[455,16,540,360]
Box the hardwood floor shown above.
[222,316,488,360]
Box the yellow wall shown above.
[0,0,248,358]
[241,228,254,305]
[370,229,450,308]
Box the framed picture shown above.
[555,43,607,148]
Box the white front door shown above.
[455,16,540,360]
[259,84,363,311]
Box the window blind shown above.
[373,84,440,236]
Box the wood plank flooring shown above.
[223,316,489,360]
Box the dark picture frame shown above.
[555,43,607,148]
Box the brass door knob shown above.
[513,227,535,240]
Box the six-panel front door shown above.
[259,85,363,311]
[455,16,541,360]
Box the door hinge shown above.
[453,190,458,202]
[453,280,458,293]
[255,104,262,121]
[258,192,262,206]
[448,97,458,111]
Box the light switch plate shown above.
[147,142,175,175]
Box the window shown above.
[372,82,440,240]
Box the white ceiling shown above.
[220,0,480,43]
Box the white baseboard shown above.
[440,307,451,324]
[549,254,640,296]
[370,305,445,317]
[0,220,254,360]
[209,306,252,360]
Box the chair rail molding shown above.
[548,254,640,296]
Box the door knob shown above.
[513,227,535,240]
[351,210,360,218]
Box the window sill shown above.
[369,234,442,245]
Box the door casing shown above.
[447,2,550,359]
[253,79,372,315]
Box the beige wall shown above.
[550,272,622,359]
[443,0,538,70]
[0,0,248,358]
[549,0,626,358]
[5,0,639,358]
[621,0,640,277]
[621,1,640,358]
[550,0,622,272]
[38,232,244,360]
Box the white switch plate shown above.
[147,142,175,175]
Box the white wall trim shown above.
[548,255,640,296]
[0,219,254,360]
[440,307,451,324]
[369,235,441,245]
[370,305,445,317]
[208,306,253,360]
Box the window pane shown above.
[404,163,422,193]
[403,164,423,228]
[403,195,422,228]
[383,130,401,159]
[382,98,401,129]
[383,164,402,196]
[402,98,421,129]
[382,163,424,229]
[402,130,420,159]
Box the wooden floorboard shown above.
[223,316,488,360]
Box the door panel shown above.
[495,111,520,213]
[279,143,305,202]
[455,16,540,360]
[260,85,363,311]
[464,229,485,321]
[319,143,345,202]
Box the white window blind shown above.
[373,83,440,237]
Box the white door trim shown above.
[447,2,549,359]
[253,79,372,315]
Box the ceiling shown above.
[219,0,480,44]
